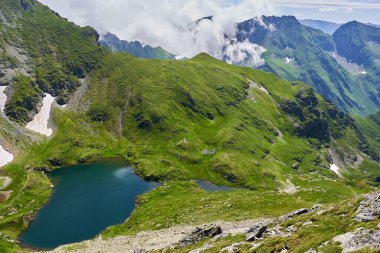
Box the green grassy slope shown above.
[0,3,379,252]
[1,52,378,251]
[355,112,380,164]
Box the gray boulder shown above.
[179,225,222,247]
[333,228,380,252]
[356,191,380,222]
[278,208,309,222]
[246,224,267,241]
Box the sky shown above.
[272,0,380,24]
[38,0,380,58]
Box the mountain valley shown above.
[0,1,379,252]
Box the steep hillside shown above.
[0,0,105,124]
[334,21,380,67]
[99,32,175,60]
[230,16,380,116]
[355,112,380,162]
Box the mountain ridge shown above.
[99,32,176,60]
[229,15,380,116]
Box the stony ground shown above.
[44,219,272,253]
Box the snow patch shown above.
[0,146,13,168]
[284,57,294,64]
[259,86,269,95]
[26,93,54,136]
[330,163,342,177]
[359,71,367,75]
[248,81,269,95]
[0,86,7,112]
[0,176,12,190]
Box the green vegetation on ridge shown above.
[0,0,106,123]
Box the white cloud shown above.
[272,0,380,9]
[223,39,267,67]
[318,7,339,12]
[39,0,274,59]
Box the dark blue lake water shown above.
[20,159,159,250]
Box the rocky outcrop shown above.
[280,87,332,142]
[333,227,380,253]
[246,224,267,241]
[356,191,380,222]
[278,208,309,223]
[178,225,222,247]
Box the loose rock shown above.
[246,224,267,241]
[278,208,309,222]
[178,225,222,247]
[333,228,380,253]
[356,191,380,222]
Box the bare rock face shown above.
[333,228,380,253]
[356,191,380,222]
[178,225,222,247]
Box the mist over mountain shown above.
[216,16,380,116]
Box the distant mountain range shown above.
[224,16,380,116]
[299,19,341,34]
[99,32,175,60]
[300,19,380,35]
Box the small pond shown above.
[20,159,159,250]
[196,180,236,192]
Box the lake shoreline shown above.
[19,158,160,251]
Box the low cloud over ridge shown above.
[39,0,274,59]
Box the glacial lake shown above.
[20,159,159,250]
